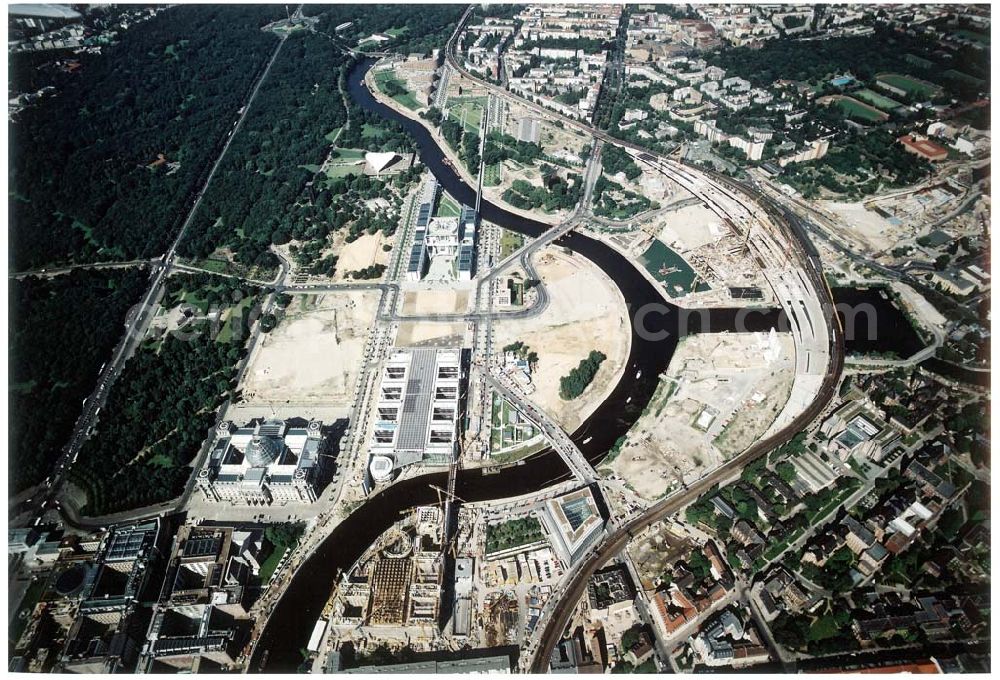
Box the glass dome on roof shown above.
[245,435,281,467]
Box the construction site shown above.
[233,291,380,424]
[604,331,795,500]
[492,246,631,433]
[625,520,694,592]
[590,175,775,308]
[323,506,446,640]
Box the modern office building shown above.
[196,419,326,506]
[405,177,477,281]
[368,349,464,483]
[539,487,605,568]
[457,205,477,281]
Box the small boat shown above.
[635,370,642,379]
[582,436,593,444]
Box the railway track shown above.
[436,14,848,669]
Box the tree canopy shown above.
[10,5,284,271]
[9,269,149,491]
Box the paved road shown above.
[9,259,153,280]
[444,16,846,669]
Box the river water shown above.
[250,60,923,671]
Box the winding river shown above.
[251,60,784,671]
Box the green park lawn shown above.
[374,70,420,110]
[435,193,461,217]
[446,96,486,133]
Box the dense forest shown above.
[9,269,149,492]
[179,28,422,269]
[706,27,985,103]
[68,280,263,515]
[10,5,284,271]
[178,32,351,267]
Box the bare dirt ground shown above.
[655,202,725,252]
[607,333,794,500]
[395,321,471,348]
[239,291,380,406]
[400,289,470,316]
[333,232,391,281]
[816,201,895,253]
[492,246,630,433]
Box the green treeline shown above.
[347,264,387,280]
[502,167,583,212]
[69,282,263,515]
[559,350,607,400]
[10,5,284,271]
[9,269,149,492]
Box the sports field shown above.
[822,95,889,122]
[853,88,903,113]
[876,73,942,98]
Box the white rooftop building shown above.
[538,487,605,568]
[365,151,400,174]
[367,348,464,484]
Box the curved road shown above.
[436,9,845,670]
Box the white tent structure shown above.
[365,151,400,174]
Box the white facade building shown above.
[196,419,325,506]
[367,348,464,483]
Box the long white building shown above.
[368,348,464,484]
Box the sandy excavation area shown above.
[333,232,391,281]
[816,201,895,253]
[395,321,471,348]
[656,202,725,252]
[607,332,794,501]
[239,291,380,406]
[400,289,470,316]
[493,247,630,433]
